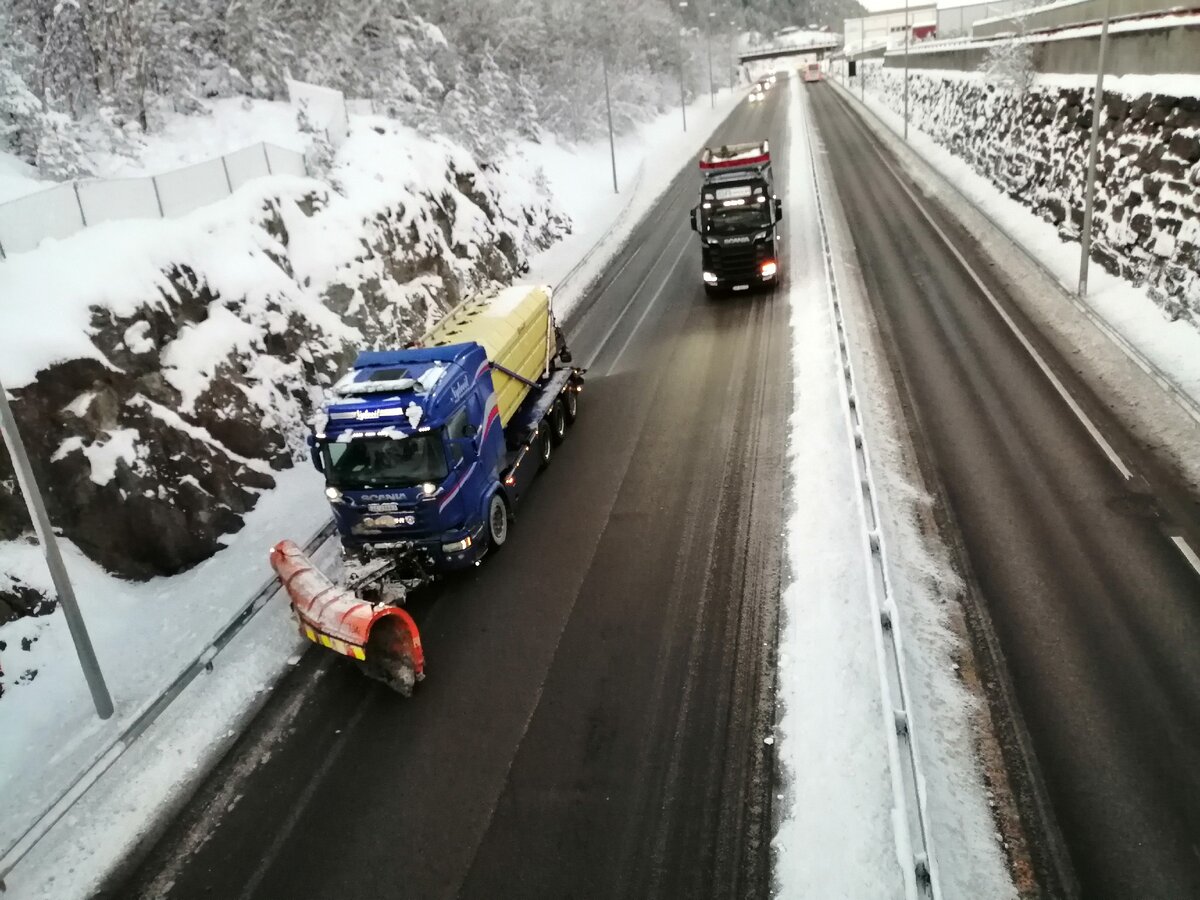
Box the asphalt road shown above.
[111,86,792,900]
[809,84,1200,899]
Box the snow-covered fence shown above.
[0,142,305,260]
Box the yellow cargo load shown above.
[424,285,555,428]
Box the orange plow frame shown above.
[269,539,425,691]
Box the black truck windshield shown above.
[704,203,771,236]
[323,434,448,489]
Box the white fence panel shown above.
[224,144,271,191]
[265,144,307,178]
[77,177,161,226]
[156,158,230,217]
[0,184,83,257]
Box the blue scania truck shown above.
[305,284,581,586]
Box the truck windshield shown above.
[704,203,771,236]
[323,435,448,489]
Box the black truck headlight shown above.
[703,271,718,284]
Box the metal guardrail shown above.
[0,520,337,891]
[801,90,942,900]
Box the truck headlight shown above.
[421,482,438,497]
[442,535,473,553]
[703,271,718,284]
[325,487,342,501]
[761,260,778,278]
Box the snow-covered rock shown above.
[865,66,1200,326]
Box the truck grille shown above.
[709,241,768,283]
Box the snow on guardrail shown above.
[801,88,942,900]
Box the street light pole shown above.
[860,16,865,101]
[602,52,618,194]
[678,1,689,132]
[1079,0,1111,297]
[904,0,910,140]
[707,11,716,108]
[729,20,736,91]
[0,381,113,719]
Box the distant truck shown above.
[689,141,783,294]
[803,62,822,83]
[270,285,583,693]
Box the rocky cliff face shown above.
[0,132,566,624]
[867,68,1200,324]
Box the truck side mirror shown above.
[307,434,325,473]
[774,197,783,222]
[689,208,698,232]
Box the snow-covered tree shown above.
[979,0,1040,97]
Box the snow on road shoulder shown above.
[772,83,1017,898]
[0,466,328,893]
[772,82,904,898]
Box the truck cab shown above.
[310,344,508,572]
[690,141,783,294]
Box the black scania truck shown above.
[689,140,783,295]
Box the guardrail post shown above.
[0,379,112,720]
[151,175,165,217]
[72,182,88,227]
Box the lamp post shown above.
[602,51,618,193]
[706,11,716,108]
[678,1,688,131]
[0,381,112,719]
[729,20,737,90]
[1079,0,1112,297]
[903,0,910,140]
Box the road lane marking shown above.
[606,238,693,373]
[835,100,1135,482]
[1171,536,1200,578]
[581,232,688,371]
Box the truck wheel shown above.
[550,400,567,445]
[487,493,509,549]
[564,387,579,425]
[537,423,553,469]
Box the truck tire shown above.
[537,422,553,469]
[487,493,509,549]
[550,400,567,445]
[564,387,579,425]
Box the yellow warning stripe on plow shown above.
[302,625,366,660]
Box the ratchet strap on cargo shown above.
[490,362,539,389]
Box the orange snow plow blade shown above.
[269,539,425,695]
